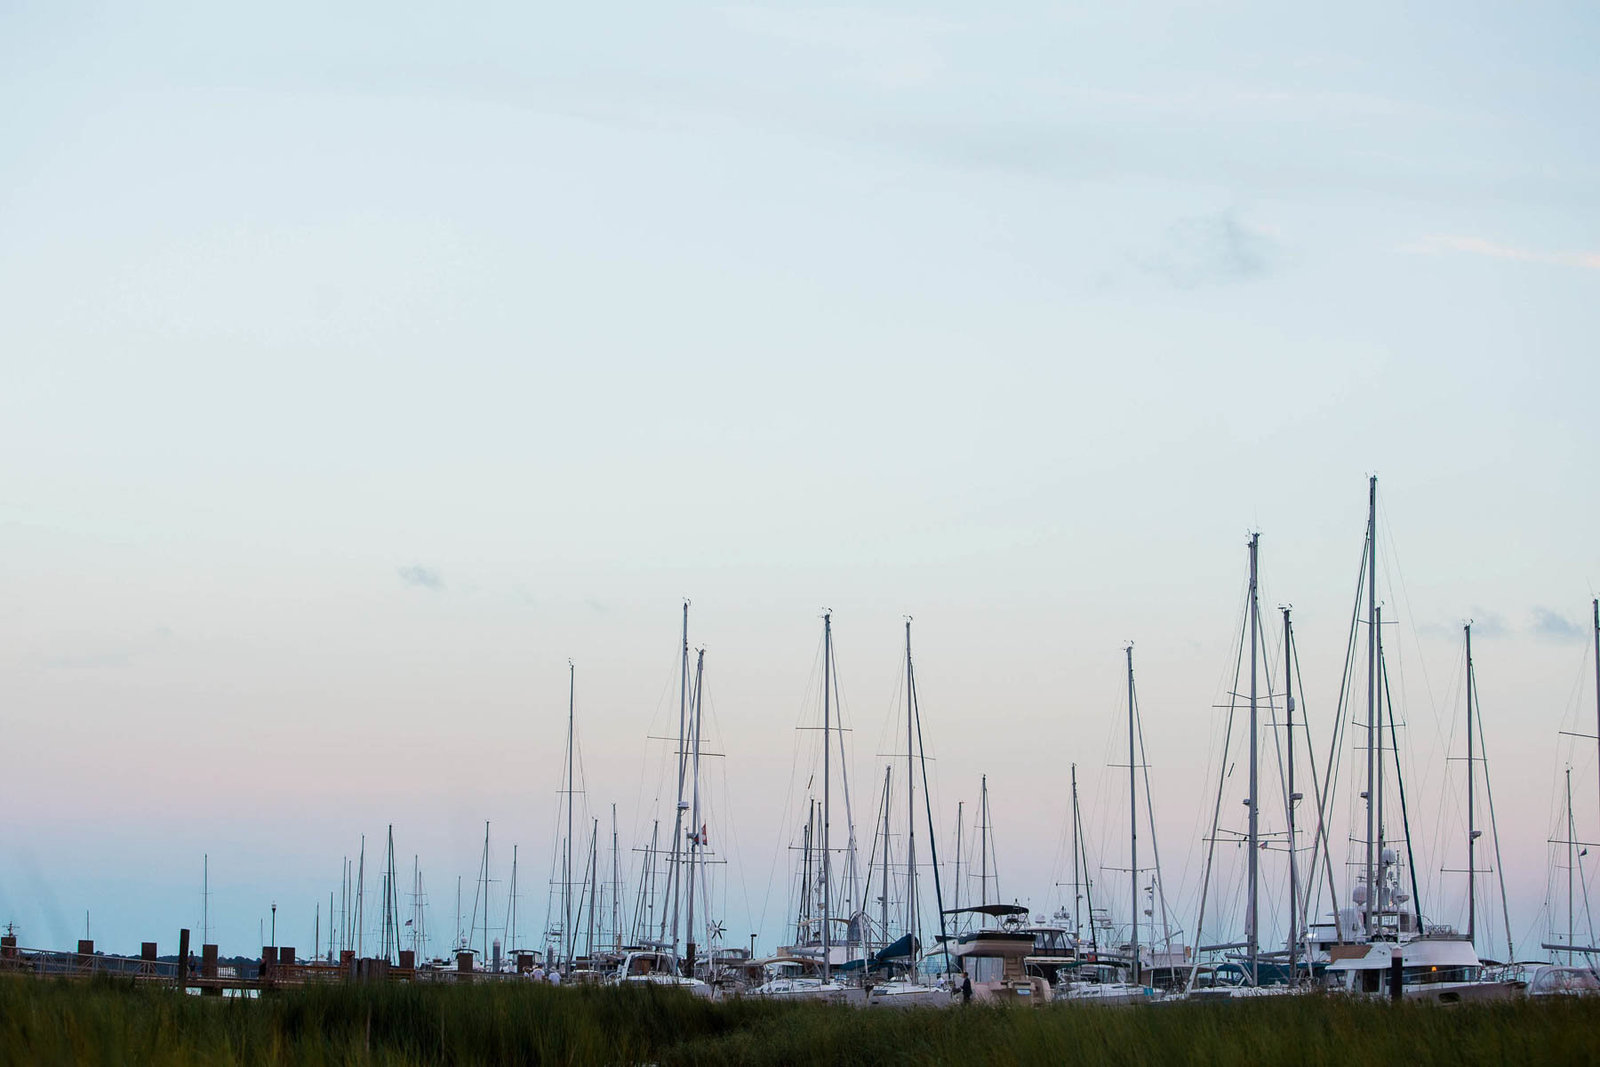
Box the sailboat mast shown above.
[203,854,209,946]
[1364,475,1378,938]
[666,601,690,949]
[821,613,833,982]
[508,846,518,958]
[685,648,705,976]
[1070,764,1081,943]
[904,619,918,959]
[1247,534,1260,985]
[1283,607,1299,982]
[1569,768,1578,965]
[1466,622,1476,946]
[588,818,599,960]
[611,805,620,954]
[356,835,365,958]
[1374,604,1386,937]
[979,775,989,917]
[565,661,576,969]
[1127,644,1138,984]
[878,767,891,950]
[481,822,491,964]
[1593,598,1599,829]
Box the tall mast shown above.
[1466,622,1476,947]
[879,767,891,949]
[979,775,990,918]
[1070,765,1081,943]
[1363,475,1378,939]
[481,821,491,963]
[1246,534,1260,985]
[1283,607,1299,983]
[202,854,209,947]
[1127,643,1138,984]
[508,846,518,958]
[1375,605,1386,937]
[821,613,833,982]
[356,835,365,958]
[665,601,690,949]
[904,618,918,960]
[387,824,399,964]
[1593,598,1599,829]
[611,805,621,954]
[413,856,422,959]
[565,661,576,969]
[587,818,599,960]
[684,648,705,976]
[1569,768,1577,965]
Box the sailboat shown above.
[1305,477,1520,1001]
[1056,646,1166,1003]
[864,620,956,1008]
[1529,598,1600,996]
[760,611,865,1004]
[612,604,712,997]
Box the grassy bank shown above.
[2,978,1596,1066]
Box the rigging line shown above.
[1289,615,1345,947]
[1377,507,1450,836]
[1174,567,1253,912]
[859,766,891,923]
[1132,671,1174,950]
[1473,676,1516,961]
[706,695,756,959]
[755,627,828,954]
[910,647,952,971]
[1428,643,1469,921]
[1380,652,1425,929]
[1187,598,1249,994]
[829,631,863,928]
[1307,531,1369,943]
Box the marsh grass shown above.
[2,978,1595,1066]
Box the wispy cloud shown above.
[1401,234,1600,270]
[721,6,958,89]
[397,564,444,591]
[1418,612,1508,642]
[1530,606,1585,642]
[1142,211,1282,288]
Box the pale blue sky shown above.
[2,2,1598,959]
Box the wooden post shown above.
[1389,951,1403,1002]
[176,929,190,990]
[202,944,220,996]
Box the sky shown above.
[1,1,1598,963]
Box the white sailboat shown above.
[761,611,865,1004]
[1306,477,1519,1001]
[865,620,955,1008]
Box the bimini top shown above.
[943,904,1029,920]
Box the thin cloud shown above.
[1401,234,1600,270]
[397,564,444,591]
[1530,606,1585,642]
[1142,211,1281,289]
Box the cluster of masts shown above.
[165,478,1600,993]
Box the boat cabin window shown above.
[964,956,1003,984]
[1032,932,1071,954]
[1533,968,1600,995]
